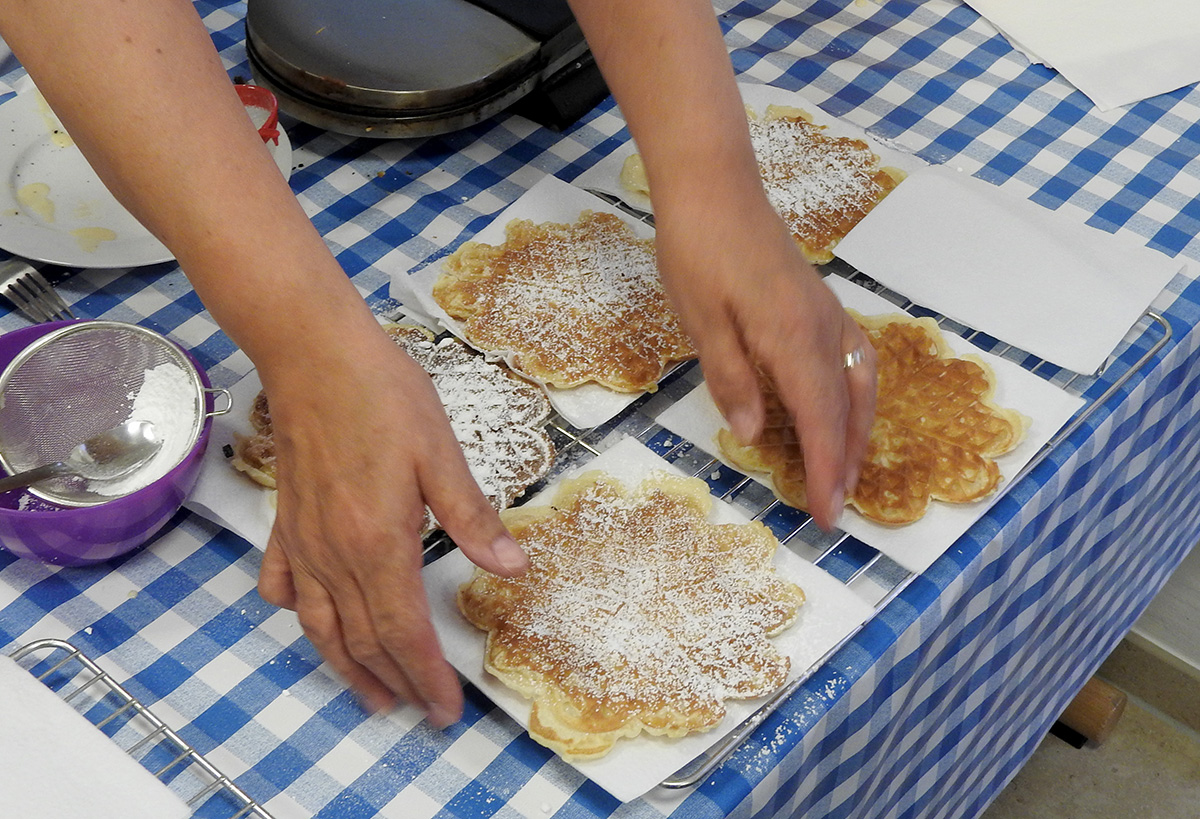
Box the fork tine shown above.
[25,267,76,321]
[0,261,76,323]
[7,276,57,322]
[1,275,52,323]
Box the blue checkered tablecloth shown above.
[3,2,1200,817]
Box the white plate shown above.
[0,76,293,268]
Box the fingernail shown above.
[729,407,759,443]
[829,487,845,530]
[490,534,529,574]
[845,466,860,496]
[426,700,459,730]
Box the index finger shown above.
[764,305,876,531]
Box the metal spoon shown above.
[0,420,162,494]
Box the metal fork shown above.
[0,259,76,323]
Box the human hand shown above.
[654,193,877,530]
[254,324,529,727]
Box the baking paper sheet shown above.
[571,81,929,214]
[834,165,1184,375]
[185,368,275,549]
[392,174,670,430]
[655,276,1086,576]
[422,436,875,803]
[0,655,191,819]
[966,0,1200,111]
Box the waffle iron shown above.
[244,0,608,138]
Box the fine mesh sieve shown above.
[0,322,213,507]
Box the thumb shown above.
[421,454,529,578]
[692,314,764,444]
[258,536,298,610]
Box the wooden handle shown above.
[1059,677,1127,745]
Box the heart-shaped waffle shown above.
[718,311,1029,525]
[433,210,696,393]
[458,470,804,760]
[621,104,906,264]
[232,324,554,531]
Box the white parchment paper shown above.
[966,0,1200,110]
[185,369,275,549]
[654,276,1086,575]
[423,436,874,803]
[835,165,1183,375]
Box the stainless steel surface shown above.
[9,639,274,819]
[0,419,161,494]
[245,60,541,139]
[0,321,206,506]
[0,259,75,323]
[246,0,538,138]
[246,0,539,110]
[245,0,594,138]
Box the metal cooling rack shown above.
[421,187,1173,790]
[8,639,274,819]
[420,255,1171,789]
[656,295,1170,788]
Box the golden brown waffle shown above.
[231,390,276,489]
[718,311,1029,525]
[386,324,555,523]
[458,470,805,760]
[433,210,696,392]
[232,324,555,531]
[621,104,905,264]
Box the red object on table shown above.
[234,83,280,145]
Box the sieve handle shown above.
[205,387,233,417]
[0,462,69,494]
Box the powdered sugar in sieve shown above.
[0,322,215,507]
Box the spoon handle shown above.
[0,462,70,494]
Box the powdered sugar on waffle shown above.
[436,212,695,392]
[752,117,881,214]
[459,471,804,758]
[514,494,786,705]
[748,109,900,260]
[387,326,554,513]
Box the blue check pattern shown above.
[3,1,1200,817]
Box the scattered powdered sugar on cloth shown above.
[94,361,197,496]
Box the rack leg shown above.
[1057,677,1127,746]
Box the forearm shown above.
[568,0,766,220]
[1,2,529,721]
[0,0,379,381]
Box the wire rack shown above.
[8,638,275,819]
[419,239,1171,788]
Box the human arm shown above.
[566,0,876,528]
[0,0,527,725]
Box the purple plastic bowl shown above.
[0,320,214,567]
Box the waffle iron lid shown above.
[245,0,579,114]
